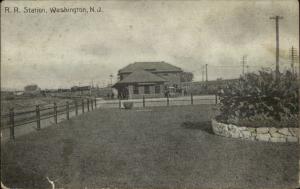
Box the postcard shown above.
[1,0,299,188]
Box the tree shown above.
[180,72,194,82]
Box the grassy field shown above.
[1,96,74,113]
[1,105,299,189]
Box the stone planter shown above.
[211,119,299,143]
[123,102,133,109]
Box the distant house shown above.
[70,85,92,96]
[24,84,41,96]
[113,61,183,99]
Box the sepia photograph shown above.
[1,0,300,188]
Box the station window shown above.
[133,85,139,94]
[155,85,160,94]
[144,86,150,94]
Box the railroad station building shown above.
[113,61,183,99]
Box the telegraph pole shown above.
[241,55,247,75]
[205,64,208,82]
[109,74,113,96]
[291,46,295,74]
[289,46,297,75]
[270,15,284,81]
[201,65,205,81]
[89,80,93,96]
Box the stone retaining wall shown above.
[212,119,299,143]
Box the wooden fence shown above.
[1,94,219,140]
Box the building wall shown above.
[128,85,133,99]
[24,85,39,91]
[128,84,165,99]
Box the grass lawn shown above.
[1,105,299,189]
[1,96,74,113]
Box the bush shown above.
[217,70,299,127]
[226,113,299,128]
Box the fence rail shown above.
[1,94,219,140]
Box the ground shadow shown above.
[181,121,214,134]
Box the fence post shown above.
[36,105,41,130]
[143,96,145,108]
[54,103,57,124]
[215,94,218,104]
[9,108,15,140]
[167,95,169,106]
[119,99,121,109]
[87,99,90,112]
[66,102,69,120]
[91,99,94,110]
[191,93,193,105]
[94,98,97,108]
[82,99,85,113]
[75,100,78,116]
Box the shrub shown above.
[226,113,299,128]
[217,70,299,127]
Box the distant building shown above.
[113,61,183,99]
[91,86,117,99]
[1,91,14,100]
[24,84,41,96]
[182,79,239,95]
[71,86,91,92]
[70,85,92,96]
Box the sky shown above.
[1,0,299,90]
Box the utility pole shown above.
[201,65,204,82]
[89,81,92,96]
[291,46,295,74]
[109,74,113,96]
[270,15,284,81]
[241,55,247,75]
[205,64,208,82]
[289,46,297,75]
